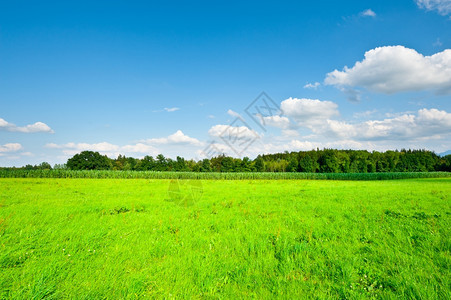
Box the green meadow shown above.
[0,178,450,299]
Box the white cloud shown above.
[322,120,358,138]
[322,108,451,141]
[164,107,180,112]
[303,82,320,89]
[145,130,202,146]
[353,109,378,119]
[0,118,54,133]
[281,129,301,137]
[325,46,451,94]
[261,96,451,151]
[46,142,119,152]
[121,143,159,154]
[197,142,230,158]
[227,109,242,118]
[360,9,376,17]
[280,98,339,126]
[14,122,54,133]
[262,140,316,153]
[46,142,121,157]
[248,139,377,157]
[0,143,23,153]
[208,124,260,140]
[416,0,451,15]
[259,115,291,129]
[46,141,159,158]
[46,131,203,160]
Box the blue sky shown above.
[1,0,450,166]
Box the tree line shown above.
[7,149,449,173]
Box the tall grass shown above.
[0,169,449,180]
[1,178,450,298]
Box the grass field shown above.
[0,178,450,298]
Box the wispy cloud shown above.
[433,38,443,47]
[303,82,320,89]
[416,0,451,16]
[353,109,378,119]
[227,109,242,118]
[164,107,180,112]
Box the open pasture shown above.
[0,178,450,298]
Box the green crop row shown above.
[0,169,449,180]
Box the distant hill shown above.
[439,150,451,157]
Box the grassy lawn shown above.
[0,178,450,298]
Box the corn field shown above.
[0,169,449,180]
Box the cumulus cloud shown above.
[416,0,451,15]
[325,46,451,94]
[360,9,376,17]
[0,118,54,133]
[144,130,202,146]
[259,115,291,129]
[0,143,23,153]
[261,140,316,153]
[320,108,451,141]
[260,96,451,152]
[280,98,339,126]
[208,125,260,140]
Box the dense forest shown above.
[6,149,451,173]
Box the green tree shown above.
[299,154,315,172]
[200,159,211,172]
[38,162,52,170]
[253,156,265,172]
[139,156,155,171]
[53,163,67,170]
[221,156,235,172]
[286,157,298,172]
[239,157,252,172]
[155,154,168,171]
[67,151,112,170]
[319,150,339,173]
[173,156,189,171]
